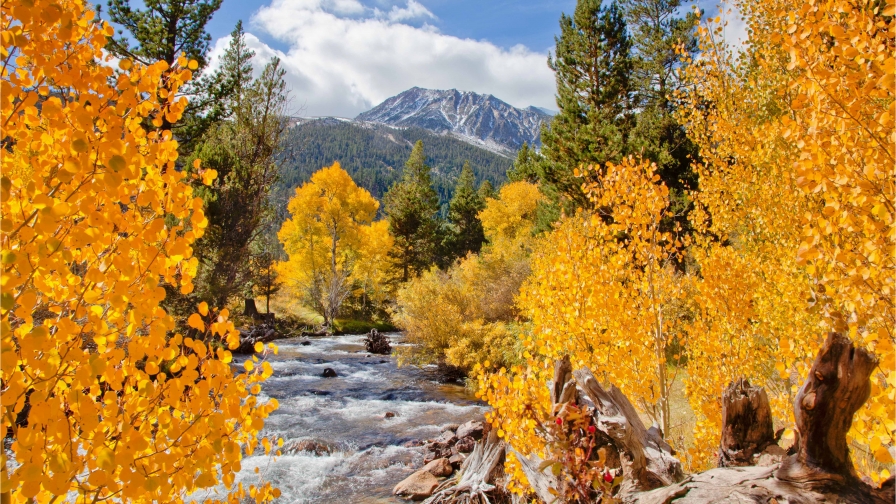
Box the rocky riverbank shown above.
[392,420,485,500]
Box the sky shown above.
[200,0,745,118]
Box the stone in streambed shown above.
[448,453,466,467]
[393,470,439,500]
[454,436,475,453]
[421,457,453,477]
[435,431,457,445]
[456,420,483,440]
[300,340,311,346]
[384,411,397,419]
[440,423,460,434]
[321,368,337,378]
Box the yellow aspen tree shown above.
[1,1,278,501]
[680,0,894,477]
[277,162,380,327]
[478,157,687,490]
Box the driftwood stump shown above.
[718,378,776,467]
[633,333,893,504]
[422,334,894,503]
[778,332,880,490]
[573,367,685,493]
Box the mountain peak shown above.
[356,87,550,153]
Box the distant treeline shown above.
[272,119,512,219]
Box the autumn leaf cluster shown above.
[1,0,279,501]
[477,0,894,490]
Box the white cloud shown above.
[383,0,435,22]
[206,0,556,118]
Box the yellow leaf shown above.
[187,313,205,331]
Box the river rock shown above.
[321,368,338,378]
[435,431,457,445]
[300,340,311,346]
[454,436,476,453]
[421,457,453,477]
[283,439,334,456]
[423,441,452,464]
[384,411,397,419]
[456,420,483,440]
[448,453,466,467]
[393,469,439,500]
[440,423,460,434]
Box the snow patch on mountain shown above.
[355,87,551,154]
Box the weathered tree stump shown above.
[718,377,776,467]
[423,429,507,504]
[778,332,880,489]
[632,333,893,504]
[243,298,260,318]
[573,367,685,493]
[416,334,895,504]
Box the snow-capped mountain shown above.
[355,87,551,154]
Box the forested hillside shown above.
[273,119,512,218]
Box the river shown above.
[218,333,486,503]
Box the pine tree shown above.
[477,180,496,202]
[622,0,700,195]
[187,53,289,309]
[447,162,486,260]
[102,0,230,153]
[384,140,442,282]
[507,142,542,183]
[539,0,634,214]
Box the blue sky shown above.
[199,0,742,117]
[206,0,576,54]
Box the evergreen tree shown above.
[103,0,221,67]
[477,180,496,202]
[384,141,442,282]
[447,162,486,260]
[507,142,541,183]
[539,0,634,214]
[187,51,289,309]
[621,0,700,196]
[102,0,233,154]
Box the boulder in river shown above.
[441,423,460,434]
[421,458,453,477]
[283,439,335,456]
[448,453,466,468]
[321,368,338,378]
[456,420,484,440]
[393,470,439,500]
[300,340,311,346]
[384,411,397,419]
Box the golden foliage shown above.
[478,158,686,489]
[277,162,389,324]
[678,0,894,474]
[393,181,542,372]
[1,0,278,501]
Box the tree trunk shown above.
[778,332,879,487]
[243,297,259,318]
[718,378,776,467]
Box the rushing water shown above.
[204,333,486,503]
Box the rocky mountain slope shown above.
[355,87,551,154]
